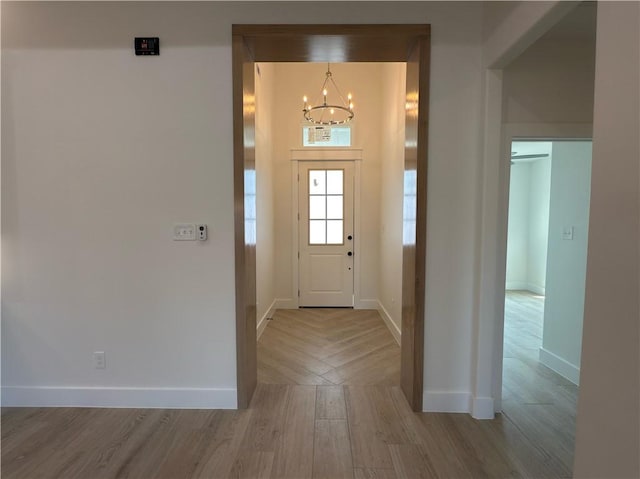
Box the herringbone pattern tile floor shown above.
[258,308,400,386]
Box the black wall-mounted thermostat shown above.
[135,37,159,56]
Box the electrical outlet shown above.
[93,351,106,369]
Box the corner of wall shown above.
[471,396,495,419]
[257,298,277,340]
[423,391,471,414]
[539,347,580,385]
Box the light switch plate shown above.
[93,351,106,369]
[562,226,574,240]
[174,224,196,241]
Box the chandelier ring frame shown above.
[303,104,354,125]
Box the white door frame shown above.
[290,148,363,308]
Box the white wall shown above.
[527,157,551,293]
[502,39,596,124]
[540,141,591,385]
[573,3,640,475]
[378,63,406,337]
[2,3,240,408]
[505,163,530,288]
[422,7,483,409]
[1,1,486,410]
[255,63,276,335]
[506,155,551,294]
[502,7,596,126]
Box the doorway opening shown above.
[232,25,430,410]
[502,138,592,469]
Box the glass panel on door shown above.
[308,169,344,245]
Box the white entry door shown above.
[299,161,355,307]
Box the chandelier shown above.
[302,64,354,125]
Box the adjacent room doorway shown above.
[501,138,592,455]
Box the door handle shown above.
[347,235,353,240]
[347,251,353,257]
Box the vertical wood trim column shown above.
[232,33,257,409]
[401,33,430,411]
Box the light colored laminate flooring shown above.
[257,308,400,386]
[1,293,577,478]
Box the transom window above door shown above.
[302,125,352,147]
[308,169,344,245]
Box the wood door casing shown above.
[232,34,257,409]
[232,25,430,411]
[401,36,430,410]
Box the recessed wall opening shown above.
[232,25,430,410]
[502,138,592,469]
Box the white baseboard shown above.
[526,283,545,295]
[505,281,545,295]
[355,299,379,310]
[423,391,471,413]
[257,298,277,339]
[539,347,580,385]
[273,298,297,310]
[471,396,495,419]
[376,301,401,345]
[494,396,502,413]
[1,386,237,409]
[505,281,528,291]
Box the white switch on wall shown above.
[174,224,196,241]
[93,351,106,369]
[562,226,574,240]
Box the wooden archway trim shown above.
[232,24,430,410]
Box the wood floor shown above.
[257,308,400,386]
[2,294,578,478]
[501,291,578,475]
